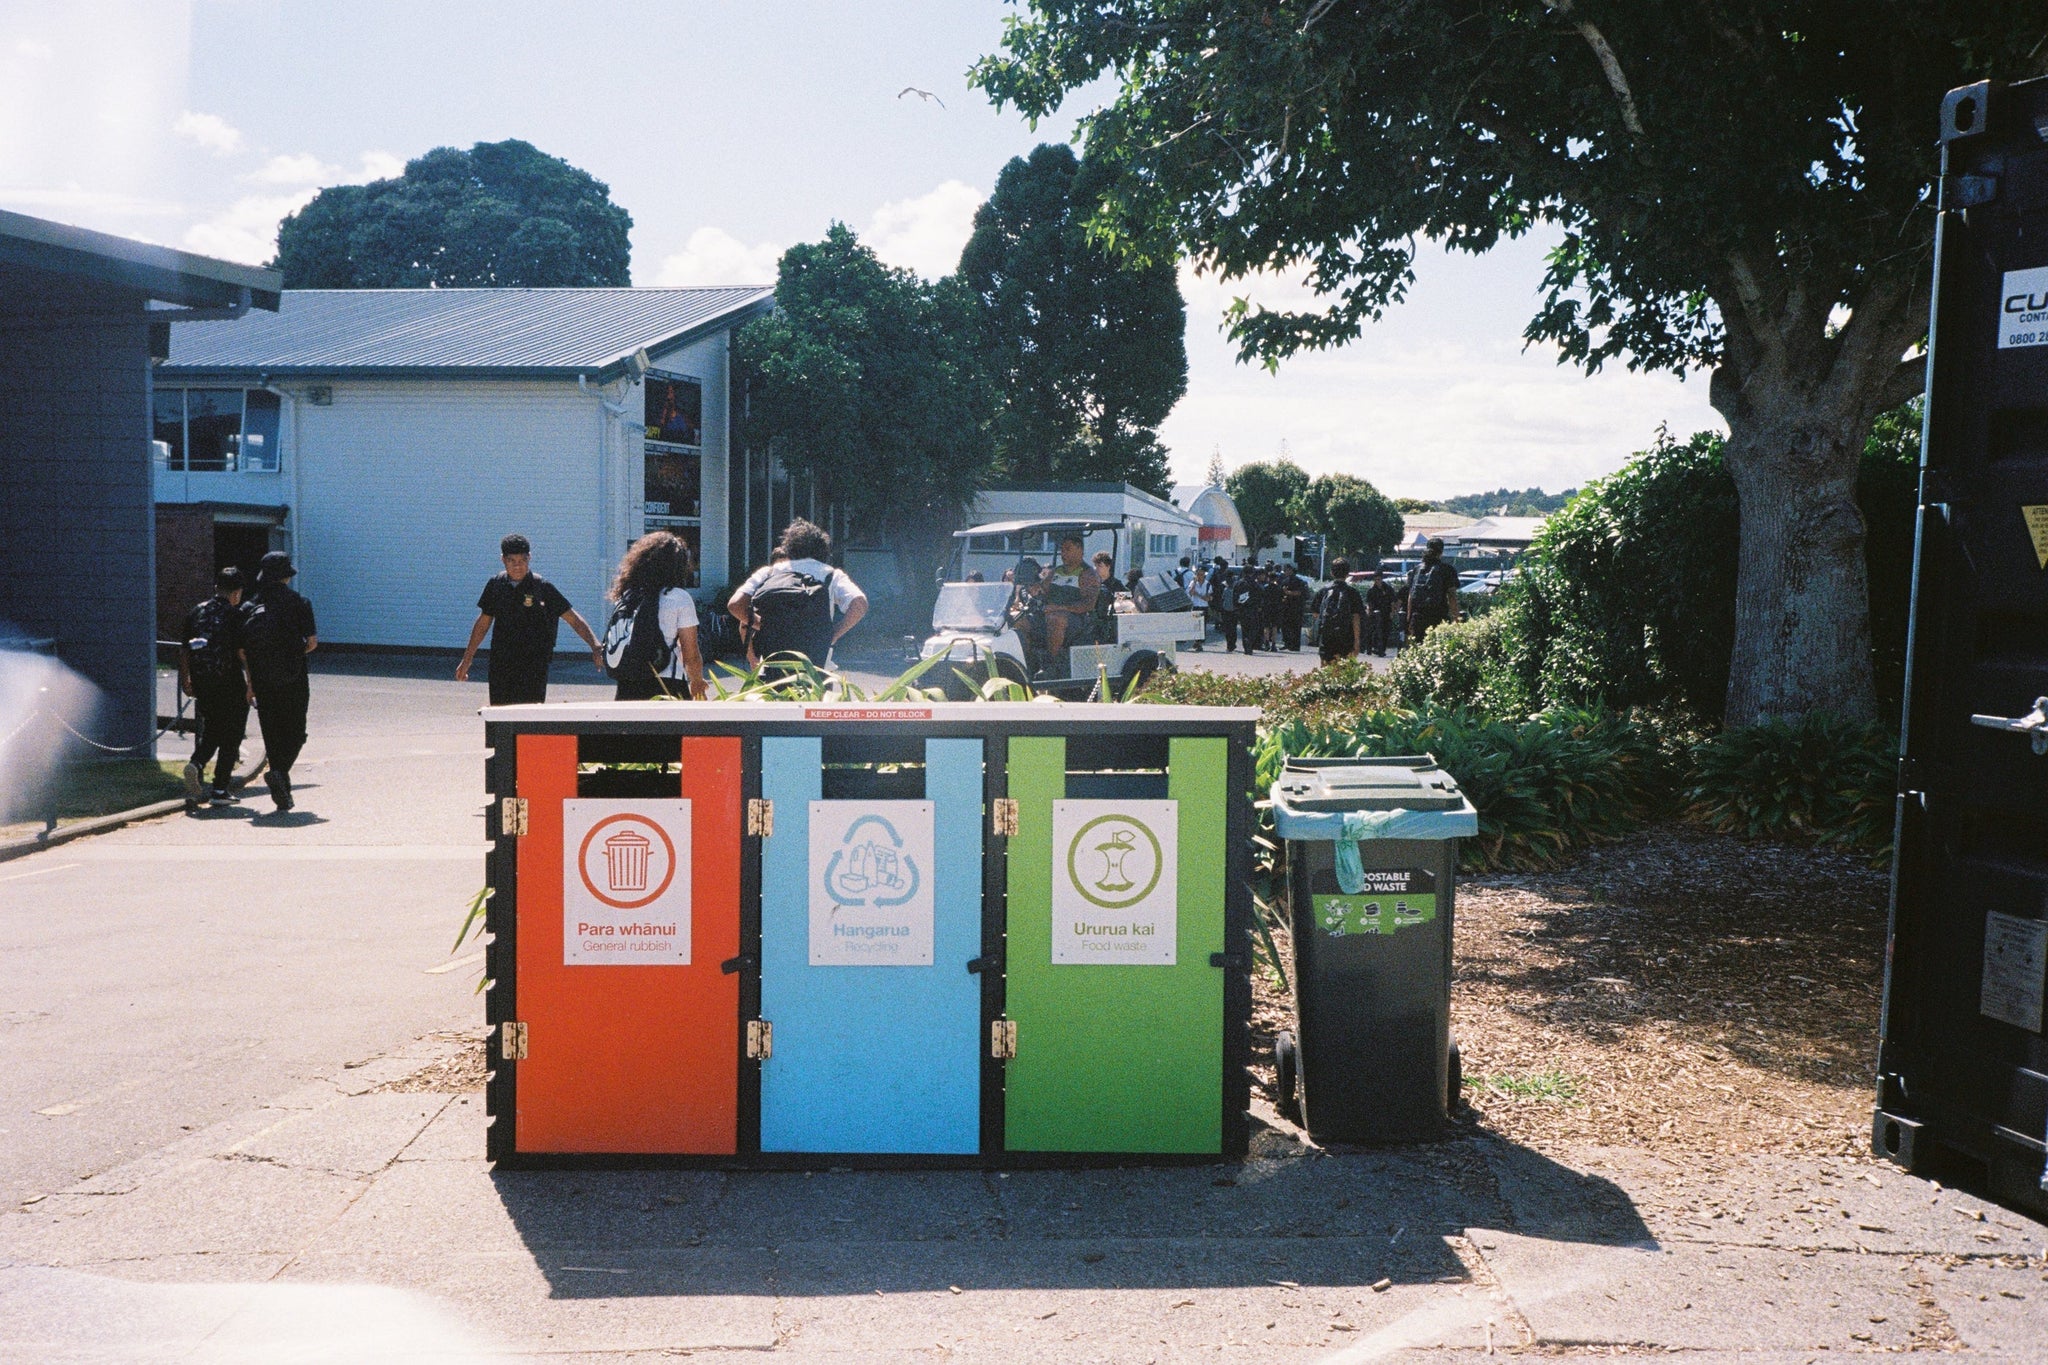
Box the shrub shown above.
[1136,656,1395,726]
[1386,612,1533,718]
[1257,704,1676,871]
[1684,713,1896,852]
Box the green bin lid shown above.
[1272,755,1465,811]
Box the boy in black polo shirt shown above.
[456,534,604,705]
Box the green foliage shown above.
[699,651,954,703]
[735,225,996,622]
[1684,714,1896,851]
[1393,497,1437,515]
[1438,487,1577,518]
[1224,459,1310,555]
[1258,705,1676,872]
[1387,615,1534,719]
[1135,656,1394,726]
[1299,472,1404,560]
[959,144,1187,495]
[1469,1070,1582,1104]
[273,140,632,288]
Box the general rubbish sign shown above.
[1051,800,1178,965]
[809,801,935,966]
[562,800,692,965]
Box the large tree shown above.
[735,225,996,626]
[1302,472,1404,561]
[957,143,1188,495]
[1225,458,1310,556]
[273,139,631,288]
[975,2,2048,724]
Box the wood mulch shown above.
[1251,826,1889,1159]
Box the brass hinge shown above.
[990,1018,1017,1060]
[500,797,529,837]
[991,798,1019,837]
[746,1019,773,1060]
[500,1021,528,1060]
[746,798,774,838]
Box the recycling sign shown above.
[808,801,935,966]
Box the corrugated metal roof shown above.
[160,286,772,380]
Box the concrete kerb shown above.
[0,748,269,865]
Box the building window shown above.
[1149,533,1179,556]
[644,374,704,535]
[152,388,283,473]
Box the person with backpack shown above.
[1230,561,1262,655]
[178,565,248,806]
[727,519,867,674]
[1277,564,1309,652]
[603,531,707,701]
[1364,570,1397,656]
[1312,558,1367,665]
[1405,537,1462,645]
[455,533,603,705]
[237,552,318,812]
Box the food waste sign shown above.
[561,800,692,965]
[1051,800,1179,964]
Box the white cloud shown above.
[172,110,242,156]
[245,152,331,186]
[357,150,404,182]
[863,179,982,280]
[651,227,783,287]
[12,39,53,61]
[182,189,319,265]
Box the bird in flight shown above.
[897,86,946,109]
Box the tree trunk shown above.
[1717,401,1879,727]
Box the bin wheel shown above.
[1274,1030,1302,1124]
[1447,1037,1463,1115]
[1117,649,1168,699]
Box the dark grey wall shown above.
[0,263,157,751]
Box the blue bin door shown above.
[758,736,984,1154]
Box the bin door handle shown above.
[967,952,1004,975]
[1210,952,1245,969]
[1971,697,2048,755]
[721,954,756,975]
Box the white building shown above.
[1168,484,1249,560]
[962,483,1203,581]
[156,287,779,649]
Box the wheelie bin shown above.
[1269,756,1477,1143]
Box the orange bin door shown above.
[513,733,741,1154]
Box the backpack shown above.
[238,589,298,660]
[185,598,238,687]
[1317,582,1359,651]
[603,588,673,682]
[1231,576,1255,612]
[749,566,836,664]
[1410,560,1455,616]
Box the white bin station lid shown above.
[1269,756,1478,841]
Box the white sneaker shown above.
[181,762,203,802]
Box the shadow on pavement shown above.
[491,1131,1651,1299]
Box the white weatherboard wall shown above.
[291,380,610,650]
[634,329,732,590]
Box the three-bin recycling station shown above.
[481,701,1259,1167]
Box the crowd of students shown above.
[1171,534,1464,665]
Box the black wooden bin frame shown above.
[481,704,1258,1169]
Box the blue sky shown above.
[0,0,1720,498]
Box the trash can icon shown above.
[603,828,653,895]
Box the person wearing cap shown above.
[456,534,603,705]
[237,551,318,812]
[178,565,248,806]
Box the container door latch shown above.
[746,799,775,837]
[500,1021,528,1060]
[990,1019,1018,1060]
[500,797,529,838]
[746,1020,773,1060]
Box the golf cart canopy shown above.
[953,518,1125,538]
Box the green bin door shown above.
[1003,735,1227,1153]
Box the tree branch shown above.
[1539,0,1645,136]
[1876,354,1927,413]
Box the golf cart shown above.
[920,518,1205,700]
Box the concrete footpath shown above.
[3,1027,2044,1362]
[3,655,2042,1361]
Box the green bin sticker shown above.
[1314,870,1436,936]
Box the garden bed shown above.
[1250,825,1887,1159]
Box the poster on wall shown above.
[1051,799,1179,965]
[561,800,693,965]
[808,801,935,966]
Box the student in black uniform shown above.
[238,552,318,812]
[178,565,248,806]
[456,534,603,705]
